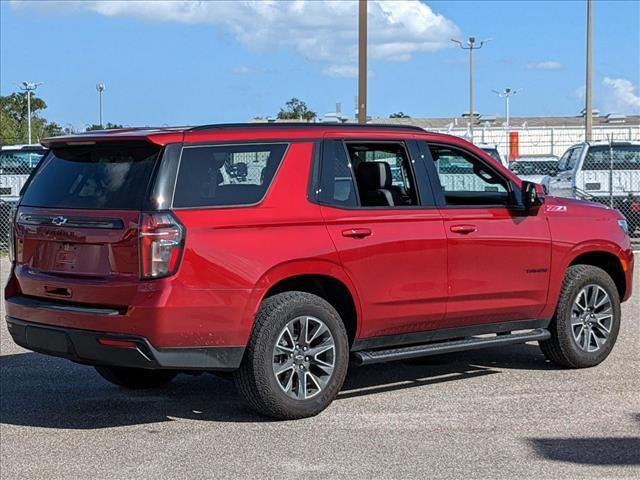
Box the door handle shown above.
[450,224,477,234]
[342,228,372,238]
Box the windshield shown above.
[0,150,47,173]
[510,160,558,175]
[21,143,160,209]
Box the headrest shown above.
[211,152,228,169]
[357,161,392,189]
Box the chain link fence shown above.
[1,149,43,254]
[1,125,639,254]
[432,124,640,239]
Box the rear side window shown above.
[317,140,358,207]
[172,143,287,208]
[21,143,160,210]
[583,146,640,170]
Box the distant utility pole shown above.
[18,81,43,144]
[493,88,520,128]
[585,0,593,141]
[96,83,106,127]
[358,0,367,124]
[452,37,489,139]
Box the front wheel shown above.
[540,265,621,368]
[234,292,349,419]
[95,366,177,389]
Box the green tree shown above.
[86,122,124,131]
[277,98,316,121]
[389,112,410,118]
[0,92,62,145]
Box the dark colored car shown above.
[5,124,634,419]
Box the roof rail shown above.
[187,122,426,133]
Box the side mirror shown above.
[522,181,545,209]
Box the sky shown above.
[1,0,639,129]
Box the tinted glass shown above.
[21,143,160,209]
[317,140,357,207]
[346,142,419,207]
[173,143,287,208]
[583,145,640,170]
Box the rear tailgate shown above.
[12,142,161,305]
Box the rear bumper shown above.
[6,317,244,371]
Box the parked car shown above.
[478,143,505,166]
[5,124,634,419]
[0,144,48,205]
[509,154,559,193]
[549,141,640,235]
[0,144,48,246]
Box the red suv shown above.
[5,124,634,419]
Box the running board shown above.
[352,329,550,366]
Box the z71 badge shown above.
[546,205,567,212]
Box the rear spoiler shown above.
[42,130,185,148]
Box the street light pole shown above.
[18,81,43,144]
[585,0,593,141]
[96,83,106,128]
[358,0,367,124]
[452,37,489,140]
[493,88,520,129]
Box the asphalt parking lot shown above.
[0,257,638,480]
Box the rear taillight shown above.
[139,212,184,279]
[7,207,17,263]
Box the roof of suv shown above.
[41,123,432,148]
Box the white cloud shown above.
[527,60,562,70]
[230,66,263,76]
[527,61,563,71]
[602,77,640,114]
[322,65,359,78]
[11,0,460,76]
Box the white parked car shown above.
[0,144,48,205]
[509,155,559,193]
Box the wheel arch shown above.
[568,250,627,300]
[241,260,362,346]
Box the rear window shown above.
[583,145,640,170]
[21,143,160,210]
[172,143,288,208]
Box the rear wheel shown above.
[234,292,349,419]
[95,366,177,389]
[540,265,621,368]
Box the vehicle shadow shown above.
[528,414,640,466]
[529,433,640,466]
[0,343,551,429]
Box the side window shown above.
[429,145,511,206]
[317,140,358,207]
[559,147,580,171]
[346,142,419,207]
[173,143,287,208]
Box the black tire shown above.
[234,292,349,420]
[540,265,621,368]
[95,366,177,389]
